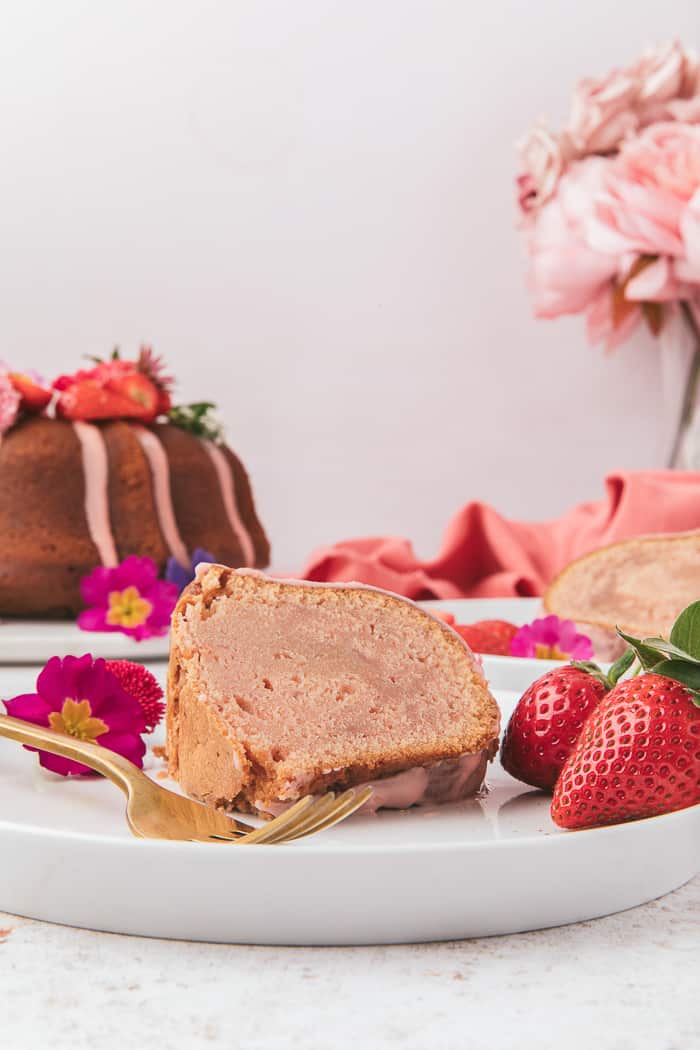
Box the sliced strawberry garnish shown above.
[454,619,518,656]
[57,378,157,422]
[8,373,52,413]
[156,387,172,415]
[105,372,159,421]
[53,367,99,391]
[91,359,137,383]
[52,349,170,423]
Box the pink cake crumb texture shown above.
[167,567,501,813]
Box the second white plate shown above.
[0,619,170,664]
[422,597,568,691]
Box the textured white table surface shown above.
[1,877,698,1050]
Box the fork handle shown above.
[0,713,141,795]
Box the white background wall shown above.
[1,2,697,569]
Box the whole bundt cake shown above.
[0,350,269,618]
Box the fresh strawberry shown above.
[53,348,169,424]
[91,359,134,382]
[552,672,700,829]
[155,386,172,415]
[8,373,52,413]
[454,619,518,655]
[56,368,160,423]
[56,379,154,422]
[53,367,97,392]
[501,665,609,790]
[104,371,159,421]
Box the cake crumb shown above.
[0,928,13,943]
[152,745,168,761]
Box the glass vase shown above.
[667,303,700,471]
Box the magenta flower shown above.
[0,371,21,435]
[3,654,147,776]
[78,556,178,640]
[510,615,593,661]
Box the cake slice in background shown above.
[167,567,500,814]
[544,531,700,658]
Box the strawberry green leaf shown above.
[569,651,635,690]
[569,660,603,675]
[84,346,121,365]
[616,629,668,671]
[654,659,700,692]
[640,636,700,665]
[669,601,700,660]
[607,648,635,686]
[568,660,610,687]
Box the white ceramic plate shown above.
[0,619,170,664]
[0,665,697,945]
[422,597,595,692]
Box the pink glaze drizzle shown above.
[258,747,493,816]
[71,421,119,567]
[201,440,255,567]
[131,425,190,568]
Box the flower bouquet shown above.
[517,41,700,468]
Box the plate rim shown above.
[1,797,697,855]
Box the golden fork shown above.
[0,714,372,844]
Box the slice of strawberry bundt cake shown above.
[167,567,500,813]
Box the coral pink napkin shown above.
[302,472,700,599]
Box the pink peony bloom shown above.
[678,189,700,282]
[567,41,700,156]
[517,124,573,217]
[0,371,21,435]
[585,283,644,352]
[517,42,700,219]
[525,124,700,350]
[78,556,178,640]
[586,123,700,259]
[519,44,700,352]
[3,654,147,776]
[510,616,593,662]
[526,156,621,318]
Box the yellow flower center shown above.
[48,698,109,743]
[106,586,152,628]
[535,643,568,661]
